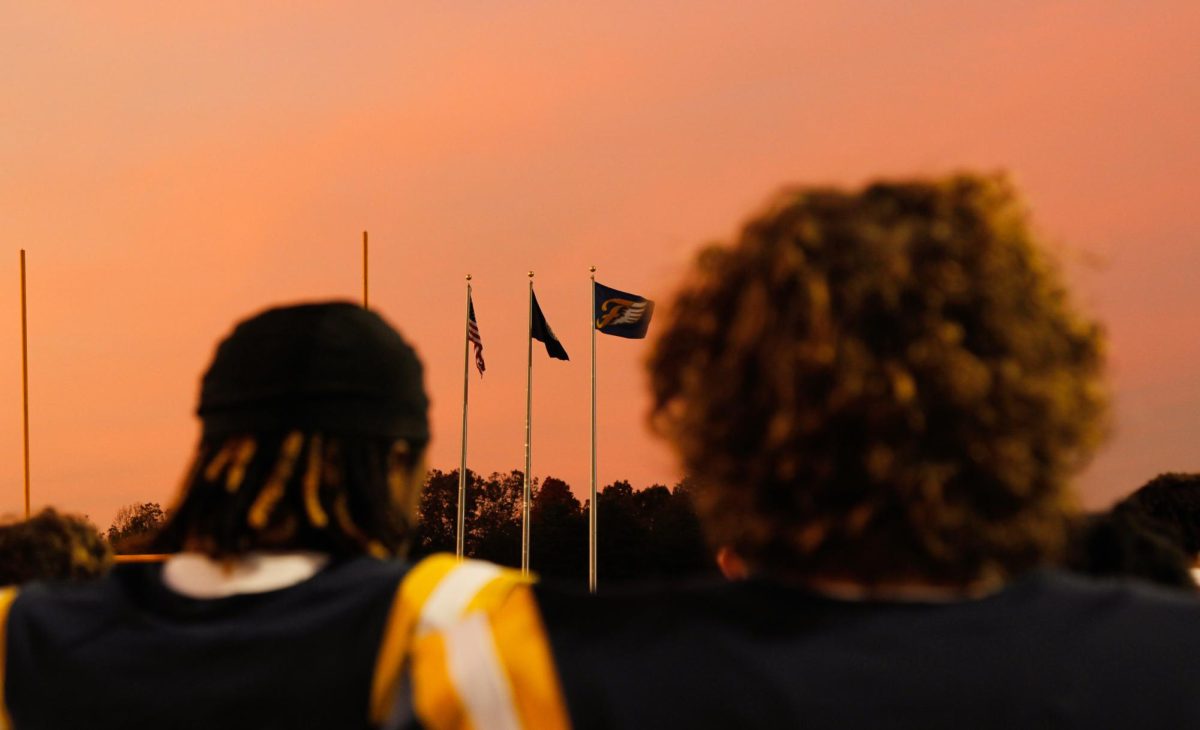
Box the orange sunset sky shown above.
[2,2,1198,528]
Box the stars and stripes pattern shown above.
[468,293,486,377]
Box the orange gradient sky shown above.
[2,2,1198,527]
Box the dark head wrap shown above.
[197,302,429,442]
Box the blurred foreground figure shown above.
[1064,510,1195,589]
[0,508,112,585]
[410,175,1200,729]
[1,302,521,729]
[1113,472,1200,583]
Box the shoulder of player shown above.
[407,576,569,730]
[372,555,535,728]
[1027,568,1200,610]
[3,570,128,619]
[395,554,530,635]
[1010,569,1200,645]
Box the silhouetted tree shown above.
[412,469,524,567]
[469,470,523,566]
[596,480,646,582]
[531,476,586,583]
[662,478,714,575]
[107,502,167,554]
[635,484,676,570]
[410,469,714,584]
[108,471,713,580]
[412,469,459,556]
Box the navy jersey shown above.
[1,554,527,730]
[413,570,1200,729]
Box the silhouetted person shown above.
[409,175,1200,729]
[1113,472,1200,582]
[0,508,112,585]
[0,302,523,729]
[1064,510,1194,589]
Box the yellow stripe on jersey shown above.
[465,571,529,615]
[369,555,457,725]
[422,561,508,634]
[489,587,570,730]
[0,587,19,730]
[370,555,530,726]
[412,630,477,730]
[411,584,570,730]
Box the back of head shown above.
[156,301,430,559]
[1065,510,1195,590]
[1113,472,1200,556]
[0,508,112,585]
[648,173,1108,586]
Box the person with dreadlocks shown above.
[0,302,524,729]
[406,174,1200,729]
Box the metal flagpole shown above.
[522,272,534,575]
[362,231,369,308]
[589,266,598,593]
[456,275,472,559]
[20,250,30,519]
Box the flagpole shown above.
[522,271,534,575]
[361,231,369,308]
[20,250,31,519]
[589,266,598,593]
[456,275,472,559]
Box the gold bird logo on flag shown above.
[596,298,649,329]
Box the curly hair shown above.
[648,173,1109,585]
[0,508,113,585]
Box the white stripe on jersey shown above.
[417,561,503,634]
[445,613,522,730]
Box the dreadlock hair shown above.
[156,430,426,560]
[159,301,432,560]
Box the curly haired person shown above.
[409,174,1200,730]
[0,508,112,585]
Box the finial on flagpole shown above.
[466,274,472,281]
[528,270,534,279]
[590,265,596,280]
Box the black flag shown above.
[531,290,569,360]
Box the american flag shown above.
[468,293,486,377]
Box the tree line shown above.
[106,470,717,586]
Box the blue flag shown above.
[594,282,654,339]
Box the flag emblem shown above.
[594,282,655,339]
[597,298,650,329]
[468,293,485,377]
